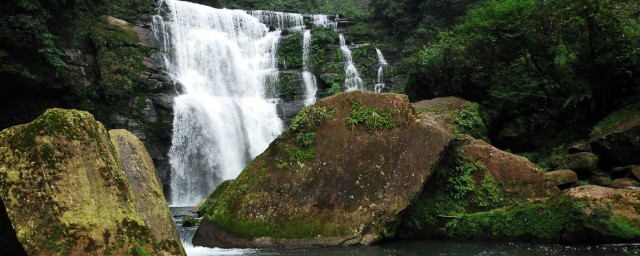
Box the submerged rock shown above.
[0,109,184,255]
[194,91,453,248]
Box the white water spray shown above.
[249,10,304,30]
[375,48,388,93]
[156,0,284,206]
[302,30,317,105]
[311,14,337,29]
[339,34,364,91]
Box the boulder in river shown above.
[194,91,453,248]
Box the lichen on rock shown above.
[0,109,184,255]
[194,91,453,248]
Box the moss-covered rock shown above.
[413,97,488,141]
[545,170,578,188]
[442,185,640,244]
[109,129,185,255]
[551,152,599,175]
[590,103,640,166]
[391,136,558,239]
[193,91,453,248]
[0,109,184,255]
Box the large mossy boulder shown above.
[591,104,640,166]
[0,109,184,255]
[194,91,453,248]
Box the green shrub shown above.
[346,100,395,132]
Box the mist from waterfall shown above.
[155,0,284,206]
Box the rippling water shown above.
[182,240,640,256]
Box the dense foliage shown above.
[402,0,640,149]
[0,0,153,88]
[191,0,369,16]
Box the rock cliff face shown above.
[0,109,183,256]
[194,91,453,247]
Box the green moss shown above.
[130,245,154,256]
[391,146,510,238]
[291,105,337,133]
[602,216,640,240]
[419,101,488,140]
[443,196,581,240]
[90,16,154,99]
[453,103,488,141]
[346,100,395,132]
[591,103,640,138]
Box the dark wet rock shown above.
[611,178,639,189]
[590,104,640,166]
[553,152,599,175]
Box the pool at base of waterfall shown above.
[181,240,640,256]
[175,207,640,256]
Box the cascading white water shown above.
[156,0,284,206]
[302,30,317,105]
[312,14,337,29]
[375,48,388,93]
[339,34,364,91]
[249,10,304,30]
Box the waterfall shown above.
[312,14,337,29]
[339,34,364,91]
[155,0,284,206]
[302,30,317,105]
[249,10,304,30]
[375,48,388,93]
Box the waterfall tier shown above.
[302,30,318,105]
[375,48,388,93]
[339,34,364,91]
[156,0,286,206]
